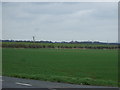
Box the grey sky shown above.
[0,2,2,39]
[2,2,118,42]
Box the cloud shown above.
[0,2,2,39]
[2,2,118,42]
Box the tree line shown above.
[1,42,119,49]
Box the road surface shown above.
[0,76,118,89]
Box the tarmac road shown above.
[0,76,119,89]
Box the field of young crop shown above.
[2,48,118,87]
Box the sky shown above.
[0,2,2,40]
[2,2,118,42]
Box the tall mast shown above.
[33,36,35,42]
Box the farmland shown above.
[2,48,118,87]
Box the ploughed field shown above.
[2,48,118,87]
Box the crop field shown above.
[2,48,118,87]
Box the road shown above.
[0,76,119,89]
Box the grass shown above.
[0,48,1,75]
[2,48,118,87]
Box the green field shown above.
[2,48,118,86]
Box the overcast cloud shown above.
[2,2,118,42]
